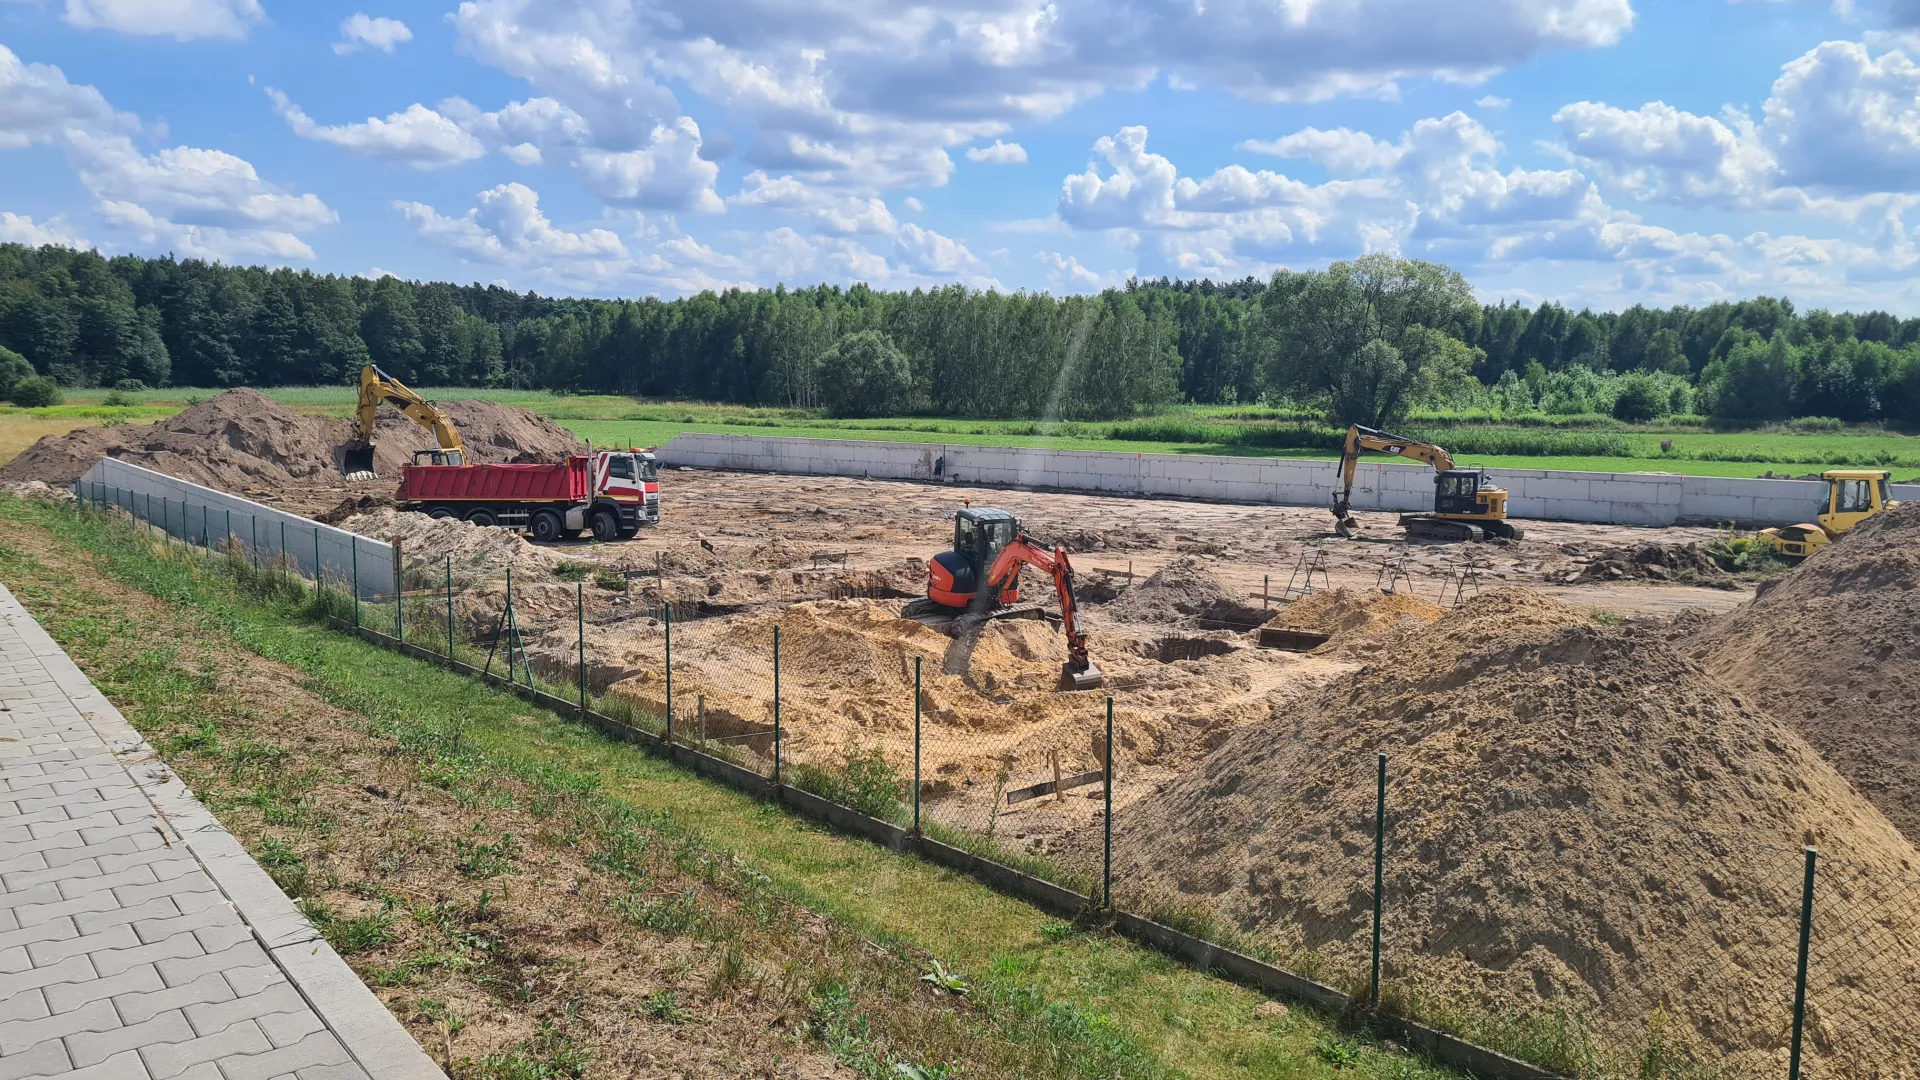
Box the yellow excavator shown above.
[1760,470,1898,558]
[342,365,464,478]
[1331,424,1523,542]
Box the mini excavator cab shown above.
[930,508,1021,607]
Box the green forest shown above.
[4,242,1920,430]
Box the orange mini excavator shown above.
[919,506,1104,691]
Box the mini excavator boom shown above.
[920,507,1104,690]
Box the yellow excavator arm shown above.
[343,365,463,476]
[1332,425,1451,522]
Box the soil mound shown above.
[340,507,571,580]
[1105,557,1265,629]
[0,389,585,499]
[1266,587,1442,649]
[1571,540,1733,588]
[1691,503,1920,844]
[1108,589,1920,1073]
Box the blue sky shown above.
[4,0,1920,312]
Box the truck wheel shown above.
[590,510,619,542]
[465,508,498,527]
[429,507,456,520]
[530,509,564,544]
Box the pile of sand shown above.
[1104,557,1266,629]
[1572,541,1733,587]
[1266,587,1443,651]
[1691,503,1920,844]
[0,389,585,496]
[1104,589,1920,1073]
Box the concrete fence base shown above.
[657,433,1920,529]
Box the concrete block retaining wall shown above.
[74,457,397,598]
[659,433,1920,528]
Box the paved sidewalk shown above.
[0,581,444,1080]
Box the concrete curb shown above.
[0,581,447,1080]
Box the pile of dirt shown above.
[340,507,572,581]
[1104,557,1267,629]
[1,480,75,502]
[0,388,585,496]
[1104,589,1920,1073]
[1570,541,1734,588]
[1691,503,1920,844]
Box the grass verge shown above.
[0,493,1460,1080]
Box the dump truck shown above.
[397,449,659,542]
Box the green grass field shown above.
[8,385,1918,479]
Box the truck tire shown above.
[530,509,564,544]
[429,507,456,520]
[465,508,498,527]
[590,509,619,542]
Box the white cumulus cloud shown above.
[0,212,88,248]
[0,43,136,148]
[397,182,626,265]
[335,13,413,54]
[61,0,264,41]
[967,140,1028,164]
[270,90,485,169]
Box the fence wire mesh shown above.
[61,482,1920,1080]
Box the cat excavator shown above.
[1759,470,1898,558]
[1331,424,1523,542]
[342,365,464,478]
[910,507,1104,691]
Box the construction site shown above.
[6,387,1918,1079]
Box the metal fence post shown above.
[1789,847,1819,1080]
[1371,751,1388,1010]
[279,521,287,588]
[393,539,403,644]
[577,582,587,714]
[313,526,322,600]
[225,509,231,554]
[445,554,454,659]
[250,515,258,569]
[913,655,922,837]
[773,626,782,783]
[664,604,674,744]
[505,568,516,683]
[1103,695,1114,910]
[351,541,360,628]
[200,506,209,551]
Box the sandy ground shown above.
[477,468,1757,851]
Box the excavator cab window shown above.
[412,449,463,467]
[954,511,1017,569]
[1434,471,1481,516]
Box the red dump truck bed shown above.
[399,458,589,504]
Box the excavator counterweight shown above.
[343,365,465,478]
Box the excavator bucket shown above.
[1334,515,1361,538]
[342,444,376,479]
[1062,662,1105,692]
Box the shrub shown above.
[1610,378,1664,423]
[9,375,63,407]
[1788,415,1844,432]
[102,390,135,407]
[0,347,30,400]
[113,378,147,392]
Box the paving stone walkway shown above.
[0,581,444,1080]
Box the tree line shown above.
[3,242,1919,428]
